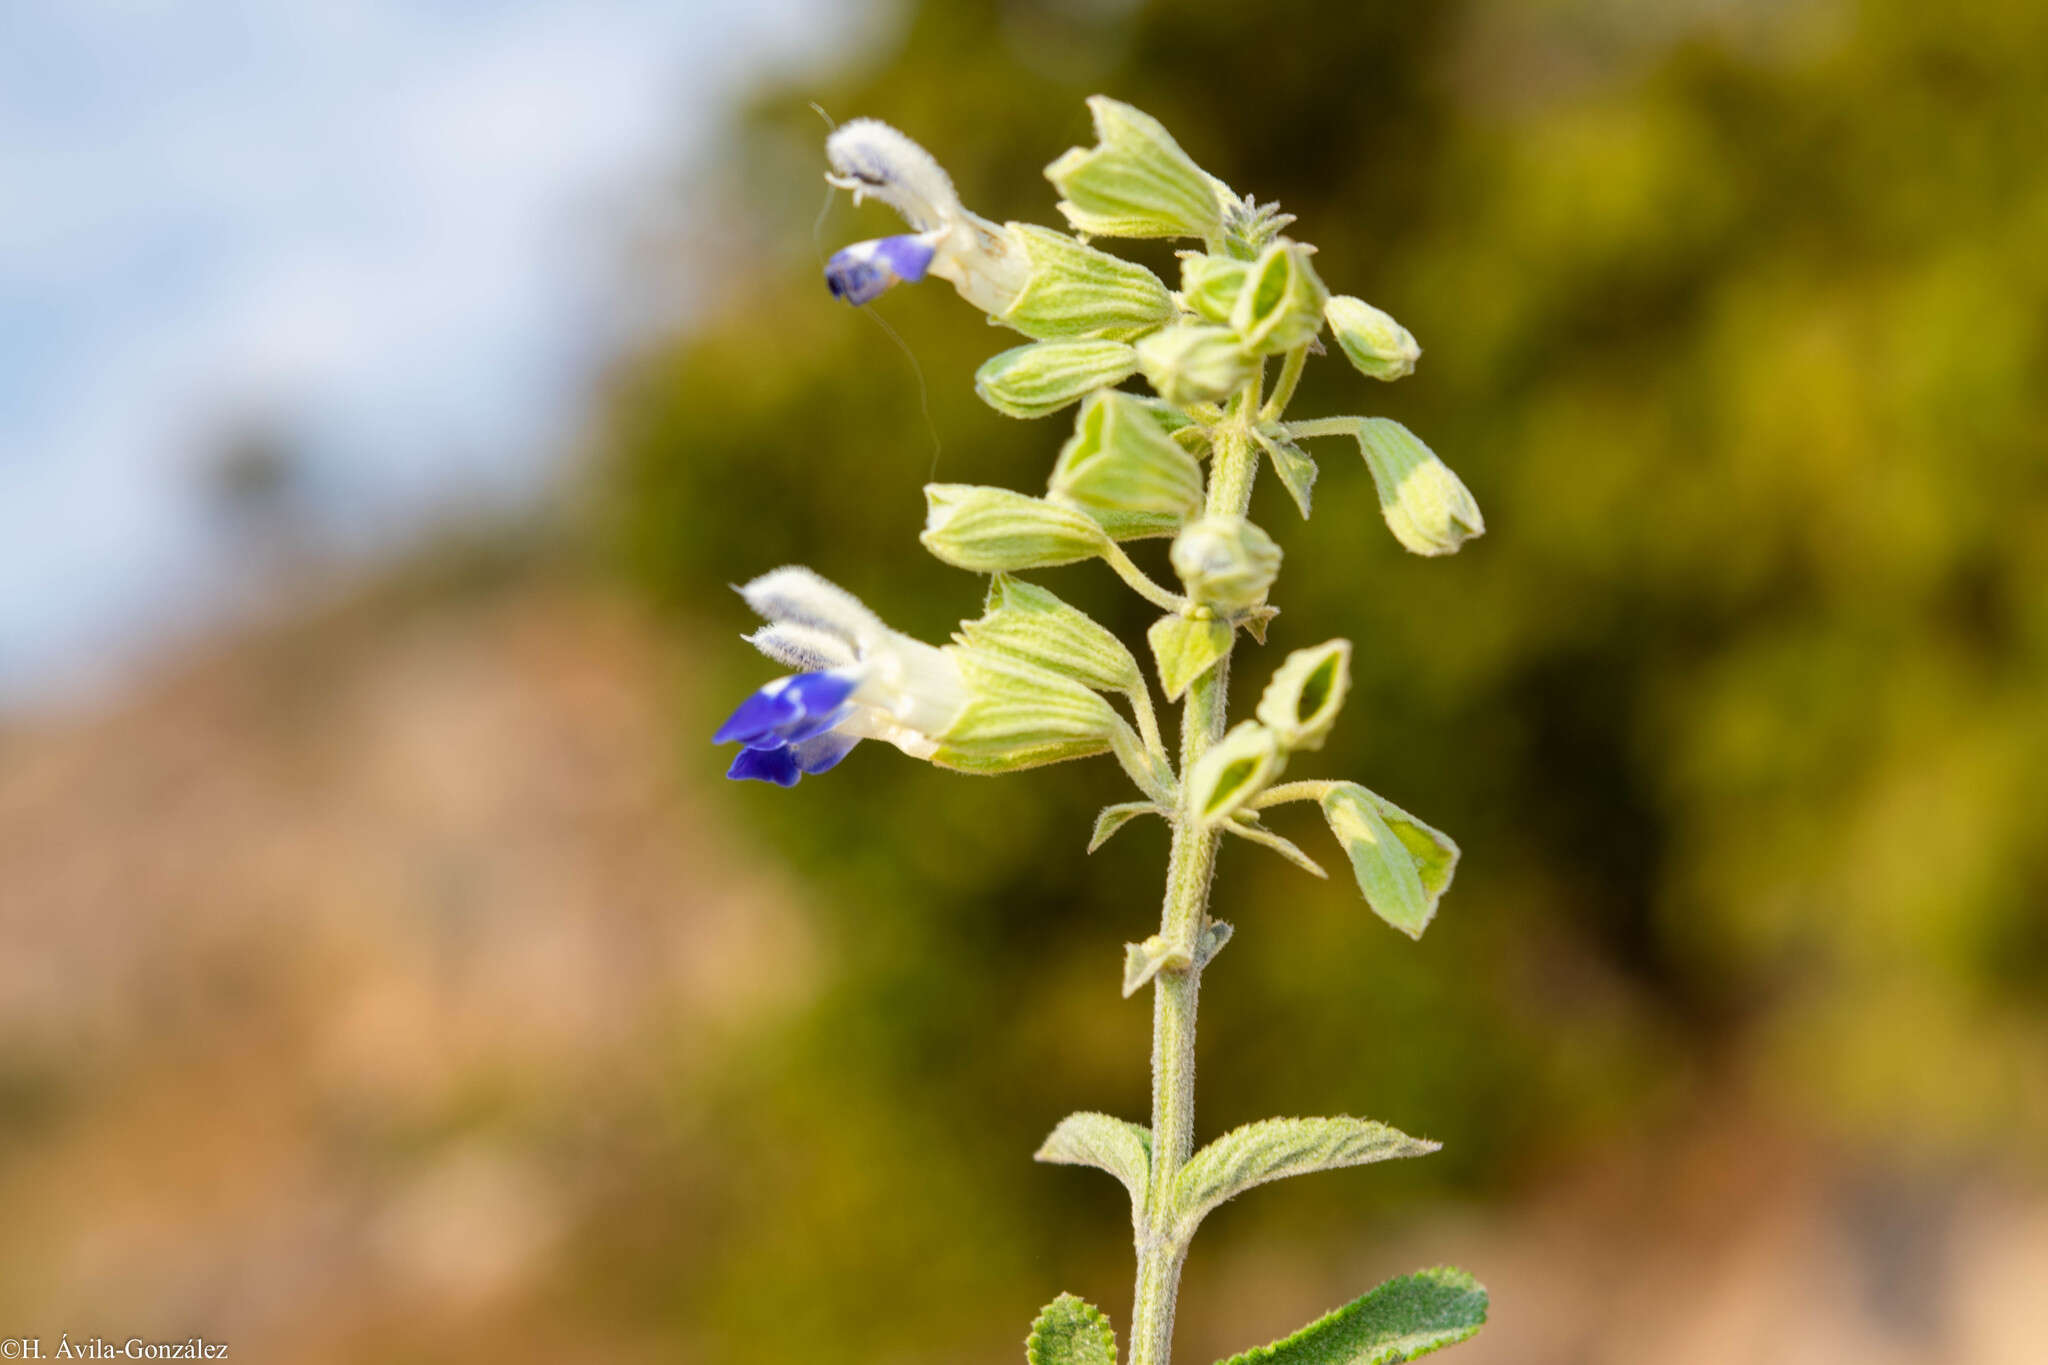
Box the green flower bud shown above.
[1230,240,1328,355]
[1255,639,1352,751]
[1352,419,1484,556]
[921,484,1111,572]
[974,340,1140,420]
[1048,391,1203,539]
[999,224,1174,342]
[1045,96,1228,240]
[932,646,1121,774]
[1169,515,1281,613]
[1185,721,1286,825]
[1326,295,1420,381]
[957,575,1141,695]
[1178,252,1249,325]
[1133,324,1257,407]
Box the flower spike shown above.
[775,100,1491,1363]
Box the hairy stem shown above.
[1260,344,1309,423]
[1281,415,1365,440]
[1103,541,1192,614]
[1129,402,1262,1365]
[1250,779,1343,809]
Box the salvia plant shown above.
[714,98,1489,1365]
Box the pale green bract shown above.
[1047,96,1230,241]
[720,97,1495,1365]
[1050,390,1206,531]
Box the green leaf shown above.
[1254,427,1318,519]
[1027,1292,1120,1365]
[1320,784,1460,939]
[1213,1267,1488,1365]
[1195,918,1233,966]
[1090,801,1166,852]
[1148,613,1233,701]
[1176,1117,1437,1235]
[1224,816,1328,878]
[1034,1112,1152,1211]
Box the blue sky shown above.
[0,0,868,706]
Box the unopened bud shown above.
[999,225,1175,342]
[1352,419,1484,557]
[1169,515,1281,612]
[1326,295,1419,381]
[1048,391,1203,538]
[975,340,1140,420]
[922,484,1111,572]
[1230,240,1328,355]
[1255,640,1352,751]
[1045,96,1229,241]
[1134,324,1256,407]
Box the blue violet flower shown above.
[715,567,969,786]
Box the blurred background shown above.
[3,0,2044,1361]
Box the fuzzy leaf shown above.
[1320,784,1460,939]
[1225,817,1328,878]
[1176,1117,1436,1234]
[1122,934,1191,996]
[1195,918,1234,967]
[1034,1113,1152,1211]
[1213,1267,1488,1365]
[1090,801,1166,852]
[1027,1292,1120,1365]
[1148,613,1233,701]
[1254,427,1318,519]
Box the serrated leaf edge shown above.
[1026,1292,1120,1365]
[1212,1267,1488,1365]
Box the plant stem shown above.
[1129,806,1218,1365]
[1103,541,1192,614]
[1129,403,1262,1365]
[1260,344,1309,423]
[1250,779,1343,809]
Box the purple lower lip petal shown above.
[727,745,802,786]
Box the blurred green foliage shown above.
[587,0,2048,1358]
